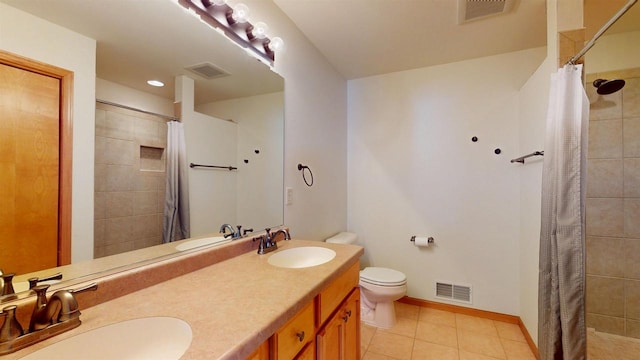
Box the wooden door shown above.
[0,51,73,274]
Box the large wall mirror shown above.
[0,0,284,301]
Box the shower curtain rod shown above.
[566,0,638,65]
[96,99,180,122]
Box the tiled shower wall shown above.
[94,103,167,258]
[586,67,640,338]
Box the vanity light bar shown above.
[177,0,278,65]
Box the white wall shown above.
[347,48,545,315]
[0,3,96,263]
[96,78,175,117]
[177,75,238,237]
[517,0,559,345]
[245,0,349,240]
[587,30,640,73]
[197,92,284,231]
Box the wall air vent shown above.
[185,62,230,79]
[457,0,516,24]
[435,281,472,304]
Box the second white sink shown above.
[20,317,192,360]
[268,246,336,268]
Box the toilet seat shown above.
[360,267,406,287]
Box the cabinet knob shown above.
[342,315,349,322]
[346,310,352,317]
[296,331,305,342]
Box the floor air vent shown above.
[435,281,472,304]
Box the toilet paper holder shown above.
[410,236,434,244]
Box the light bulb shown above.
[231,3,250,23]
[252,22,268,39]
[147,80,165,87]
[211,0,227,5]
[268,37,284,52]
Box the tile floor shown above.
[360,302,536,360]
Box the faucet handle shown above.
[28,272,63,290]
[69,283,99,295]
[243,228,254,236]
[0,305,24,341]
[1,273,16,296]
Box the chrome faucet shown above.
[254,228,291,255]
[219,223,236,238]
[220,224,252,239]
[0,282,98,355]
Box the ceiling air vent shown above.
[185,62,229,79]
[435,281,472,304]
[458,0,516,24]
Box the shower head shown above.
[593,78,626,95]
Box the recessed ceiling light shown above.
[147,80,165,87]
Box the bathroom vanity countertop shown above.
[8,239,363,360]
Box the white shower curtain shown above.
[538,64,589,360]
[163,121,190,243]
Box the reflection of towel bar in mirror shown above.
[189,163,237,171]
[510,151,544,164]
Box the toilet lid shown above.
[360,267,406,286]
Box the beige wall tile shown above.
[105,165,134,192]
[103,240,135,257]
[627,319,640,339]
[95,164,107,192]
[586,236,626,277]
[102,137,135,165]
[586,313,625,336]
[623,78,640,118]
[134,174,159,192]
[94,219,106,248]
[586,275,625,317]
[133,191,159,215]
[624,117,640,157]
[588,85,623,121]
[587,159,623,197]
[133,214,160,239]
[624,158,640,197]
[94,191,106,220]
[105,217,135,246]
[135,117,161,147]
[589,119,623,159]
[99,110,134,140]
[625,199,640,237]
[625,240,640,279]
[586,198,624,237]
[106,191,134,218]
[626,280,640,320]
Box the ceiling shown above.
[584,0,640,39]
[273,0,548,79]
[1,0,284,104]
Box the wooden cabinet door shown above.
[0,62,60,274]
[343,288,360,360]
[316,307,344,360]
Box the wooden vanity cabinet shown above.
[266,260,360,360]
[316,288,360,360]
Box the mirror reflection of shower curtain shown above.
[538,64,589,360]
[163,121,190,243]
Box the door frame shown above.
[0,50,73,265]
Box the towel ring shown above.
[297,164,314,187]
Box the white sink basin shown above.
[175,236,230,251]
[20,317,192,360]
[268,246,336,268]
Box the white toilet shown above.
[325,232,407,329]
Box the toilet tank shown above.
[325,232,357,244]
